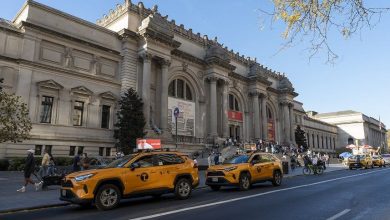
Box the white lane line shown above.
[327,209,351,220]
[129,168,389,220]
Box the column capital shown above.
[259,92,268,99]
[206,75,219,83]
[279,100,291,106]
[249,91,260,97]
[159,58,171,67]
[139,51,153,62]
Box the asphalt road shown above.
[2,167,390,220]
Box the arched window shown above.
[168,79,193,101]
[267,106,273,119]
[228,94,240,111]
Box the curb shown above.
[0,202,70,215]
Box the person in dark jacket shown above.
[17,149,42,192]
[73,152,82,172]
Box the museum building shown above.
[0,0,307,158]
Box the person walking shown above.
[72,152,81,172]
[46,153,55,176]
[214,153,219,165]
[218,153,223,164]
[17,149,41,192]
[80,153,90,170]
[38,149,50,181]
[207,153,213,167]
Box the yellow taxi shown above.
[372,155,386,167]
[205,152,283,191]
[348,154,373,170]
[60,150,199,210]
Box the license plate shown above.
[61,189,66,197]
[212,177,218,182]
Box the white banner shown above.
[168,97,195,136]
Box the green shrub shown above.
[55,157,73,166]
[0,159,9,171]
[7,156,74,171]
[8,157,26,171]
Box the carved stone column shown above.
[208,76,218,137]
[251,92,261,140]
[282,102,290,143]
[260,93,268,140]
[222,80,230,138]
[160,59,171,133]
[140,52,152,129]
[120,40,137,95]
[289,103,295,144]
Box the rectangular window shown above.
[35,145,42,156]
[105,147,111,157]
[101,105,110,129]
[40,96,54,123]
[77,146,84,155]
[73,101,84,126]
[44,145,52,154]
[69,146,76,156]
[99,147,104,156]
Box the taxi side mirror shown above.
[130,162,140,171]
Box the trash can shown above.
[282,161,289,174]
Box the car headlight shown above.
[74,173,95,182]
[224,166,238,172]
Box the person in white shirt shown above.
[207,153,213,167]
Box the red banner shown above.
[228,111,243,122]
[136,139,161,150]
[268,119,275,141]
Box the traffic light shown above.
[0,78,3,91]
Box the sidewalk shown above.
[0,164,347,214]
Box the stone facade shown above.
[0,1,299,158]
[293,101,338,155]
[311,110,388,151]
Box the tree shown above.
[0,90,32,143]
[114,88,146,155]
[262,0,389,63]
[295,125,308,151]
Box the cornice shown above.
[171,49,206,66]
[205,57,236,71]
[20,21,121,56]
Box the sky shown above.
[1,0,389,127]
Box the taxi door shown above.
[248,154,263,181]
[154,153,186,188]
[122,154,161,195]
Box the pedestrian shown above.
[214,153,219,165]
[72,152,82,172]
[38,149,50,181]
[207,153,212,167]
[46,152,55,176]
[80,153,90,170]
[218,153,223,164]
[17,149,42,192]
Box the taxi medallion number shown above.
[212,177,218,182]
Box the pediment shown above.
[37,79,64,90]
[70,86,93,96]
[99,91,117,100]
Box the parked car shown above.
[205,152,283,191]
[348,154,373,169]
[60,151,199,210]
[381,154,390,165]
[372,155,386,167]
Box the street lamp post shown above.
[174,107,180,149]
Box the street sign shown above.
[174,107,180,118]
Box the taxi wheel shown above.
[239,173,251,191]
[95,184,121,211]
[175,178,192,200]
[210,186,221,191]
[272,170,282,186]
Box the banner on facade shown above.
[268,119,275,141]
[228,111,243,122]
[136,139,161,150]
[168,97,195,136]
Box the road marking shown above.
[327,209,351,220]
[129,168,389,220]
[0,178,8,181]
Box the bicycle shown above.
[303,164,324,175]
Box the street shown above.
[1,167,389,220]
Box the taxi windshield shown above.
[105,154,137,168]
[223,155,249,164]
